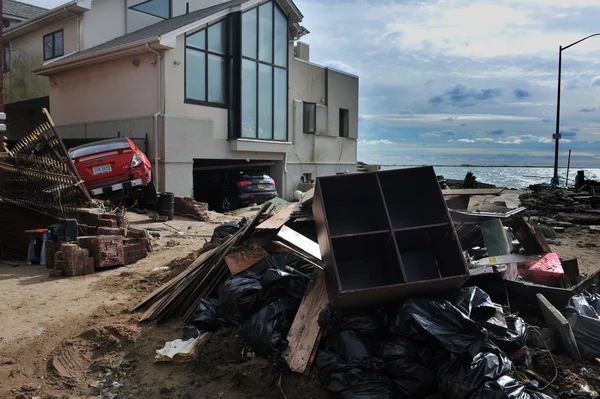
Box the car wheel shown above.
[221,197,233,212]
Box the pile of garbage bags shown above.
[191,253,312,366]
[564,292,600,360]
[316,287,551,399]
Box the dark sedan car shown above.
[221,172,278,211]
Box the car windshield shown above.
[239,173,268,180]
[69,138,131,159]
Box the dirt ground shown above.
[0,213,598,398]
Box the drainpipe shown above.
[64,7,81,51]
[146,43,163,191]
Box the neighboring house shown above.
[3,0,359,201]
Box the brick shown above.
[77,211,101,226]
[97,227,122,236]
[127,227,146,238]
[45,240,56,269]
[97,219,117,228]
[124,256,137,265]
[79,224,98,236]
[95,236,124,268]
[49,269,63,278]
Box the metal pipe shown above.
[146,43,163,191]
[565,149,572,188]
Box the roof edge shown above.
[3,0,90,39]
[33,38,161,75]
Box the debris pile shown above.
[136,166,599,398]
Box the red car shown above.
[69,138,154,199]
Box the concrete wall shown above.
[327,68,359,139]
[289,58,326,106]
[49,52,159,125]
[83,0,127,49]
[4,17,78,104]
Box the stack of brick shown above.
[77,236,124,269]
[123,237,149,265]
[54,243,95,277]
[174,197,210,221]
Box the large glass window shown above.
[185,20,227,106]
[240,1,288,141]
[129,0,170,19]
[43,30,63,61]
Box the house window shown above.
[303,102,316,134]
[3,42,9,72]
[129,0,171,19]
[240,1,288,141]
[43,30,64,61]
[185,19,227,106]
[339,108,349,137]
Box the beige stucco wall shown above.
[49,52,159,125]
[327,68,359,139]
[83,0,127,49]
[289,57,326,106]
[4,16,78,104]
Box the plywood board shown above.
[255,203,297,230]
[277,225,322,260]
[284,271,328,373]
[224,243,269,275]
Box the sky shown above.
[20,0,600,167]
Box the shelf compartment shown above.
[395,224,467,281]
[378,167,449,230]
[331,233,403,292]
[317,173,390,237]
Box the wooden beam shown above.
[277,225,321,260]
[255,203,297,230]
[284,271,328,373]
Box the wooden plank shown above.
[301,188,315,207]
[256,203,297,230]
[224,242,269,275]
[277,225,322,260]
[442,188,505,196]
[284,271,328,373]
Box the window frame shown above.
[43,29,64,61]
[3,42,10,72]
[339,108,349,138]
[303,102,316,134]
[184,18,229,109]
[128,0,172,20]
[240,1,289,142]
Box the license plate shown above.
[257,184,265,189]
[92,164,112,175]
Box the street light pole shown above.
[552,33,600,186]
[552,47,562,186]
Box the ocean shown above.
[380,166,600,189]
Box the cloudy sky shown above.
[22,0,600,167]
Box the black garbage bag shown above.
[318,306,388,339]
[210,218,247,241]
[476,376,554,399]
[489,316,529,356]
[438,344,512,399]
[316,350,394,399]
[392,287,496,354]
[241,297,300,364]
[325,330,374,359]
[191,298,222,332]
[241,254,312,301]
[564,293,600,359]
[377,338,437,398]
[218,277,263,325]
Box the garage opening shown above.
[193,159,278,211]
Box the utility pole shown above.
[552,33,600,186]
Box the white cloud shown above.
[475,138,496,142]
[449,138,476,143]
[359,139,394,145]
